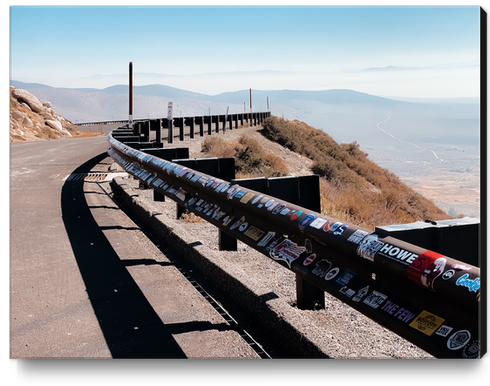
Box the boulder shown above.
[24,117,33,127]
[46,120,72,137]
[11,111,26,122]
[20,102,32,111]
[11,88,44,113]
[46,119,63,132]
[42,101,52,108]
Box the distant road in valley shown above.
[376,116,443,161]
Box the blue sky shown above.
[9,4,481,97]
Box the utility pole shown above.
[128,62,133,129]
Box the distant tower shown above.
[128,62,133,129]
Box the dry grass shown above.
[180,212,205,223]
[201,134,290,178]
[201,137,237,158]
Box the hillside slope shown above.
[195,118,450,229]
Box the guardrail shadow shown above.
[61,152,186,358]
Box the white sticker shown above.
[309,218,327,229]
[435,325,454,338]
[257,232,276,247]
[363,290,388,309]
[357,235,384,262]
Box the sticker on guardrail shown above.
[461,340,480,358]
[311,259,332,278]
[407,250,446,290]
[268,239,306,268]
[298,214,317,232]
[257,231,276,248]
[244,226,265,241]
[409,310,445,336]
[362,290,388,309]
[455,273,481,293]
[446,330,471,350]
[356,234,383,262]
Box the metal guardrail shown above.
[75,112,266,129]
[74,119,147,127]
[107,118,482,359]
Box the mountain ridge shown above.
[11,79,405,104]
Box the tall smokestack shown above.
[129,62,133,128]
[249,88,252,126]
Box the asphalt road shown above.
[10,130,259,358]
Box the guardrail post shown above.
[296,276,325,310]
[204,115,213,135]
[134,122,141,139]
[187,117,195,139]
[198,116,204,136]
[151,119,161,143]
[141,121,150,142]
[214,115,219,133]
[177,118,184,141]
[144,147,190,203]
[153,189,165,202]
[232,174,324,310]
[166,118,173,144]
[174,157,237,250]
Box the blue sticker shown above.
[298,213,317,232]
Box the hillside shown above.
[9,86,81,142]
[194,118,450,229]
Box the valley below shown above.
[324,116,481,219]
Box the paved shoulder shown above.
[10,135,258,358]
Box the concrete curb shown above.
[110,177,329,358]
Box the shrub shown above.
[201,137,236,158]
[201,134,289,178]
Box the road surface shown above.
[10,130,260,358]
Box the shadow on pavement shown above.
[61,152,187,358]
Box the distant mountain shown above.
[10,80,55,89]
[12,80,402,106]
[9,79,479,150]
[212,89,404,106]
[11,80,410,123]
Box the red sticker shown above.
[407,250,447,290]
[303,253,317,266]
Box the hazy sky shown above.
[9,4,481,97]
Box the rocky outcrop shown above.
[10,86,80,142]
[11,88,44,113]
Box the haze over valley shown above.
[10,80,481,219]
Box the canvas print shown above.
[9,5,484,368]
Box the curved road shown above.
[10,130,260,358]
